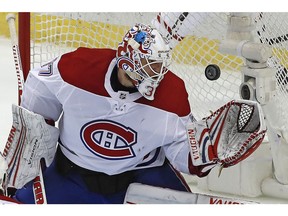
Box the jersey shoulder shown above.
[57,47,116,95]
[136,71,191,117]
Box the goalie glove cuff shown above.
[188,153,216,177]
[187,120,218,166]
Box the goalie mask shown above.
[116,23,171,100]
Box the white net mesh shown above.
[28,12,288,137]
[237,104,254,132]
[254,13,288,137]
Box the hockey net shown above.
[28,13,234,120]
[17,12,288,199]
[20,13,288,122]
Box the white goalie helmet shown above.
[116,23,171,100]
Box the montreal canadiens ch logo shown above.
[80,120,137,160]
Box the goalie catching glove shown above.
[1,104,59,190]
[187,99,266,170]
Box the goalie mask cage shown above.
[16,12,288,200]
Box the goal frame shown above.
[18,12,30,80]
[13,12,288,202]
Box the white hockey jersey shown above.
[21,47,203,176]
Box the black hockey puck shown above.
[205,64,221,81]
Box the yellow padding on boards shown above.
[31,14,244,70]
[1,13,287,70]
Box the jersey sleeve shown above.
[20,58,63,122]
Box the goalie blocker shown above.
[187,99,266,173]
[0,104,59,194]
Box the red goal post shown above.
[18,12,30,80]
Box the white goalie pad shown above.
[187,99,266,169]
[2,104,59,189]
[124,183,256,204]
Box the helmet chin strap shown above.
[125,70,142,82]
[124,70,158,100]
